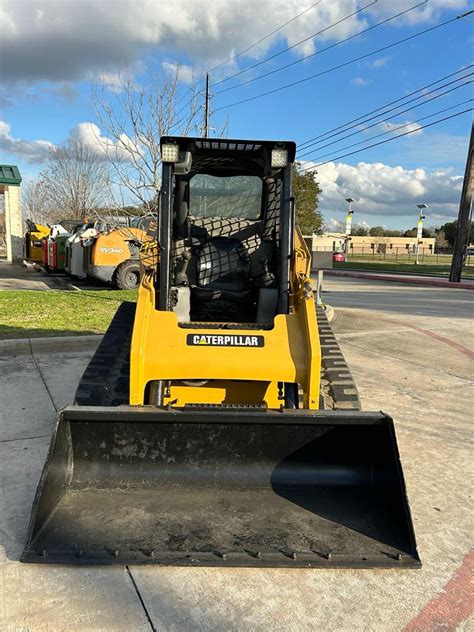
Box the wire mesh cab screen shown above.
[189,174,263,219]
[189,173,263,219]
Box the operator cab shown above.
[158,137,296,325]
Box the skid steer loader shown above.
[22,137,420,568]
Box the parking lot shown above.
[1,276,472,631]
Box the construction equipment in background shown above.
[41,224,69,270]
[23,136,420,568]
[58,219,84,235]
[82,217,153,290]
[65,222,96,278]
[24,220,50,263]
[47,222,85,272]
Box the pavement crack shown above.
[126,566,156,632]
[30,344,58,412]
[0,434,50,444]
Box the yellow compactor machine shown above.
[23,137,420,568]
[24,220,50,263]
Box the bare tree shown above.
[40,138,112,221]
[93,64,203,211]
[22,179,52,224]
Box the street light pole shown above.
[344,197,355,258]
[415,203,428,265]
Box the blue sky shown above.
[0,0,472,230]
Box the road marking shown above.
[402,550,474,632]
[338,310,474,360]
[410,325,474,360]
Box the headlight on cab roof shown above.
[271,148,288,168]
[161,143,180,163]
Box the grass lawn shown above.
[335,261,474,279]
[0,289,137,339]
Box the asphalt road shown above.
[323,275,474,319]
[1,276,473,631]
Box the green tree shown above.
[292,163,323,234]
[435,228,449,249]
[439,220,474,247]
[439,221,457,247]
[369,226,385,237]
[353,224,369,236]
[404,226,434,238]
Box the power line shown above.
[211,0,378,89]
[214,11,474,112]
[299,108,473,170]
[206,0,324,76]
[214,0,424,96]
[298,65,473,149]
[171,0,324,113]
[172,0,377,126]
[303,98,473,163]
[297,76,473,158]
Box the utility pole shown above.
[203,73,210,138]
[450,123,474,283]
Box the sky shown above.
[0,0,473,230]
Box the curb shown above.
[0,334,103,357]
[324,304,335,322]
[325,269,474,289]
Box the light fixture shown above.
[161,143,180,163]
[271,148,288,168]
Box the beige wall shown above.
[4,184,24,262]
[311,232,436,254]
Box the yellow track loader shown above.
[22,137,420,568]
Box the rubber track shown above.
[316,305,361,411]
[74,301,135,406]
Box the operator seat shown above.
[191,235,253,322]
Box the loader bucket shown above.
[22,406,420,567]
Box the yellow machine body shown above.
[22,136,420,569]
[25,222,50,263]
[130,228,321,409]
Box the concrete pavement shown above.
[0,260,68,291]
[1,276,473,631]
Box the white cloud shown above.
[370,57,389,68]
[161,62,197,85]
[351,77,372,87]
[0,0,467,86]
[325,217,344,232]
[0,120,55,163]
[0,119,140,164]
[97,72,126,94]
[311,160,463,221]
[379,120,423,136]
[367,0,469,26]
[71,122,138,161]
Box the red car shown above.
[333,251,345,262]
